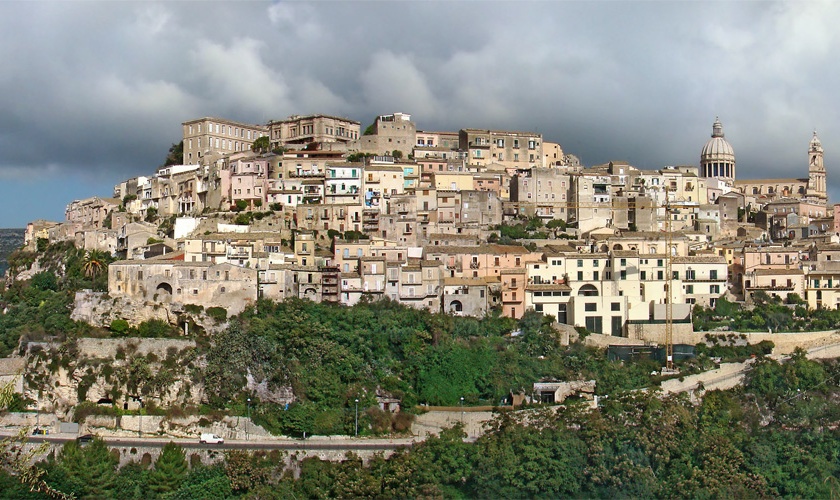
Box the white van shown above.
[199,433,224,444]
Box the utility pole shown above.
[354,399,359,437]
[246,398,251,441]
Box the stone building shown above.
[267,114,360,150]
[108,258,258,315]
[182,117,268,166]
[358,112,416,156]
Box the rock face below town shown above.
[71,290,226,335]
[23,337,204,417]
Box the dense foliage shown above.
[5,353,840,500]
[0,242,115,357]
[198,298,661,437]
[694,292,840,333]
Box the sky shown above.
[1,0,839,228]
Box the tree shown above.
[162,141,183,168]
[363,121,376,136]
[30,271,58,292]
[148,442,188,496]
[252,136,270,153]
[52,439,118,498]
[145,207,158,223]
[82,250,106,280]
[392,150,404,159]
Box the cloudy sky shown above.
[1,1,838,227]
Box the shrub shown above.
[206,307,228,323]
[137,319,177,338]
[109,319,130,336]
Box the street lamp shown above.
[460,397,465,424]
[354,399,359,437]
[246,398,251,441]
[138,397,143,438]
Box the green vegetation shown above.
[6,356,840,500]
[161,141,183,168]
[694,292,840,333]
[489,215,574,244]
[198,299,659,437]
[0,242,116,356]
[251,136,270,153]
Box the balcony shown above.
[470,261,480,269]
[290,171,324,178]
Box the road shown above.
[12,433,415,452]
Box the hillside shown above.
[0,228,24,277]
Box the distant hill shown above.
[0,228,25,277]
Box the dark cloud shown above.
[1,1,838,226]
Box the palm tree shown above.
[82,250,105,280]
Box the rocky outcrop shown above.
[71,290,226,335]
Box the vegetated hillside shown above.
[3,353,840,499]
[0,228,24,277]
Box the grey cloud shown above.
[0,0,839,201]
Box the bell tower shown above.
[807,131,827,204]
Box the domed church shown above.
[698,117,828,207]
[700,117,736,183]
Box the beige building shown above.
[109,258,258,315]
[65,196,120,229]
[268,114,360,150]
[182,117,268,166]
[358,112,416,156]
[459,128,543,171]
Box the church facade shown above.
[698,118,827,206]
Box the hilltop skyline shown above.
[1,1,839,227]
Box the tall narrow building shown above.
[806,131,827,204]
[700,117,736,184]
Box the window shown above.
[611,302,620,311]
[585,303,597,311]
[620,270,627,280]
[577,259,584,267]
[535,304,543,312]
[585,316,603,334]
[577,271,583,281]
[620,258,626,266]
[657,259,663,267]
[657,271,664,280]
[593,271,599,280]
[640,271,646,280]
[710,270,718,280]
[711,285,721,294]
[672,271,679,280]
[686,285,694,294]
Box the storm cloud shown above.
[1,1,839,226]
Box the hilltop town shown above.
[21,113,838,338]
[6,114,840,499]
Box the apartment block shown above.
[182,117,268,166]
[459,129,543,170]
[268,114,360,150]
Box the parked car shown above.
[199,433,224,444]
[32,428,48,435]
[76,434,94,443]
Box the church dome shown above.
[701,118,735,162]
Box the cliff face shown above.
[23,337,205,417]
[71,290,227,335]
[0,228,25,278]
